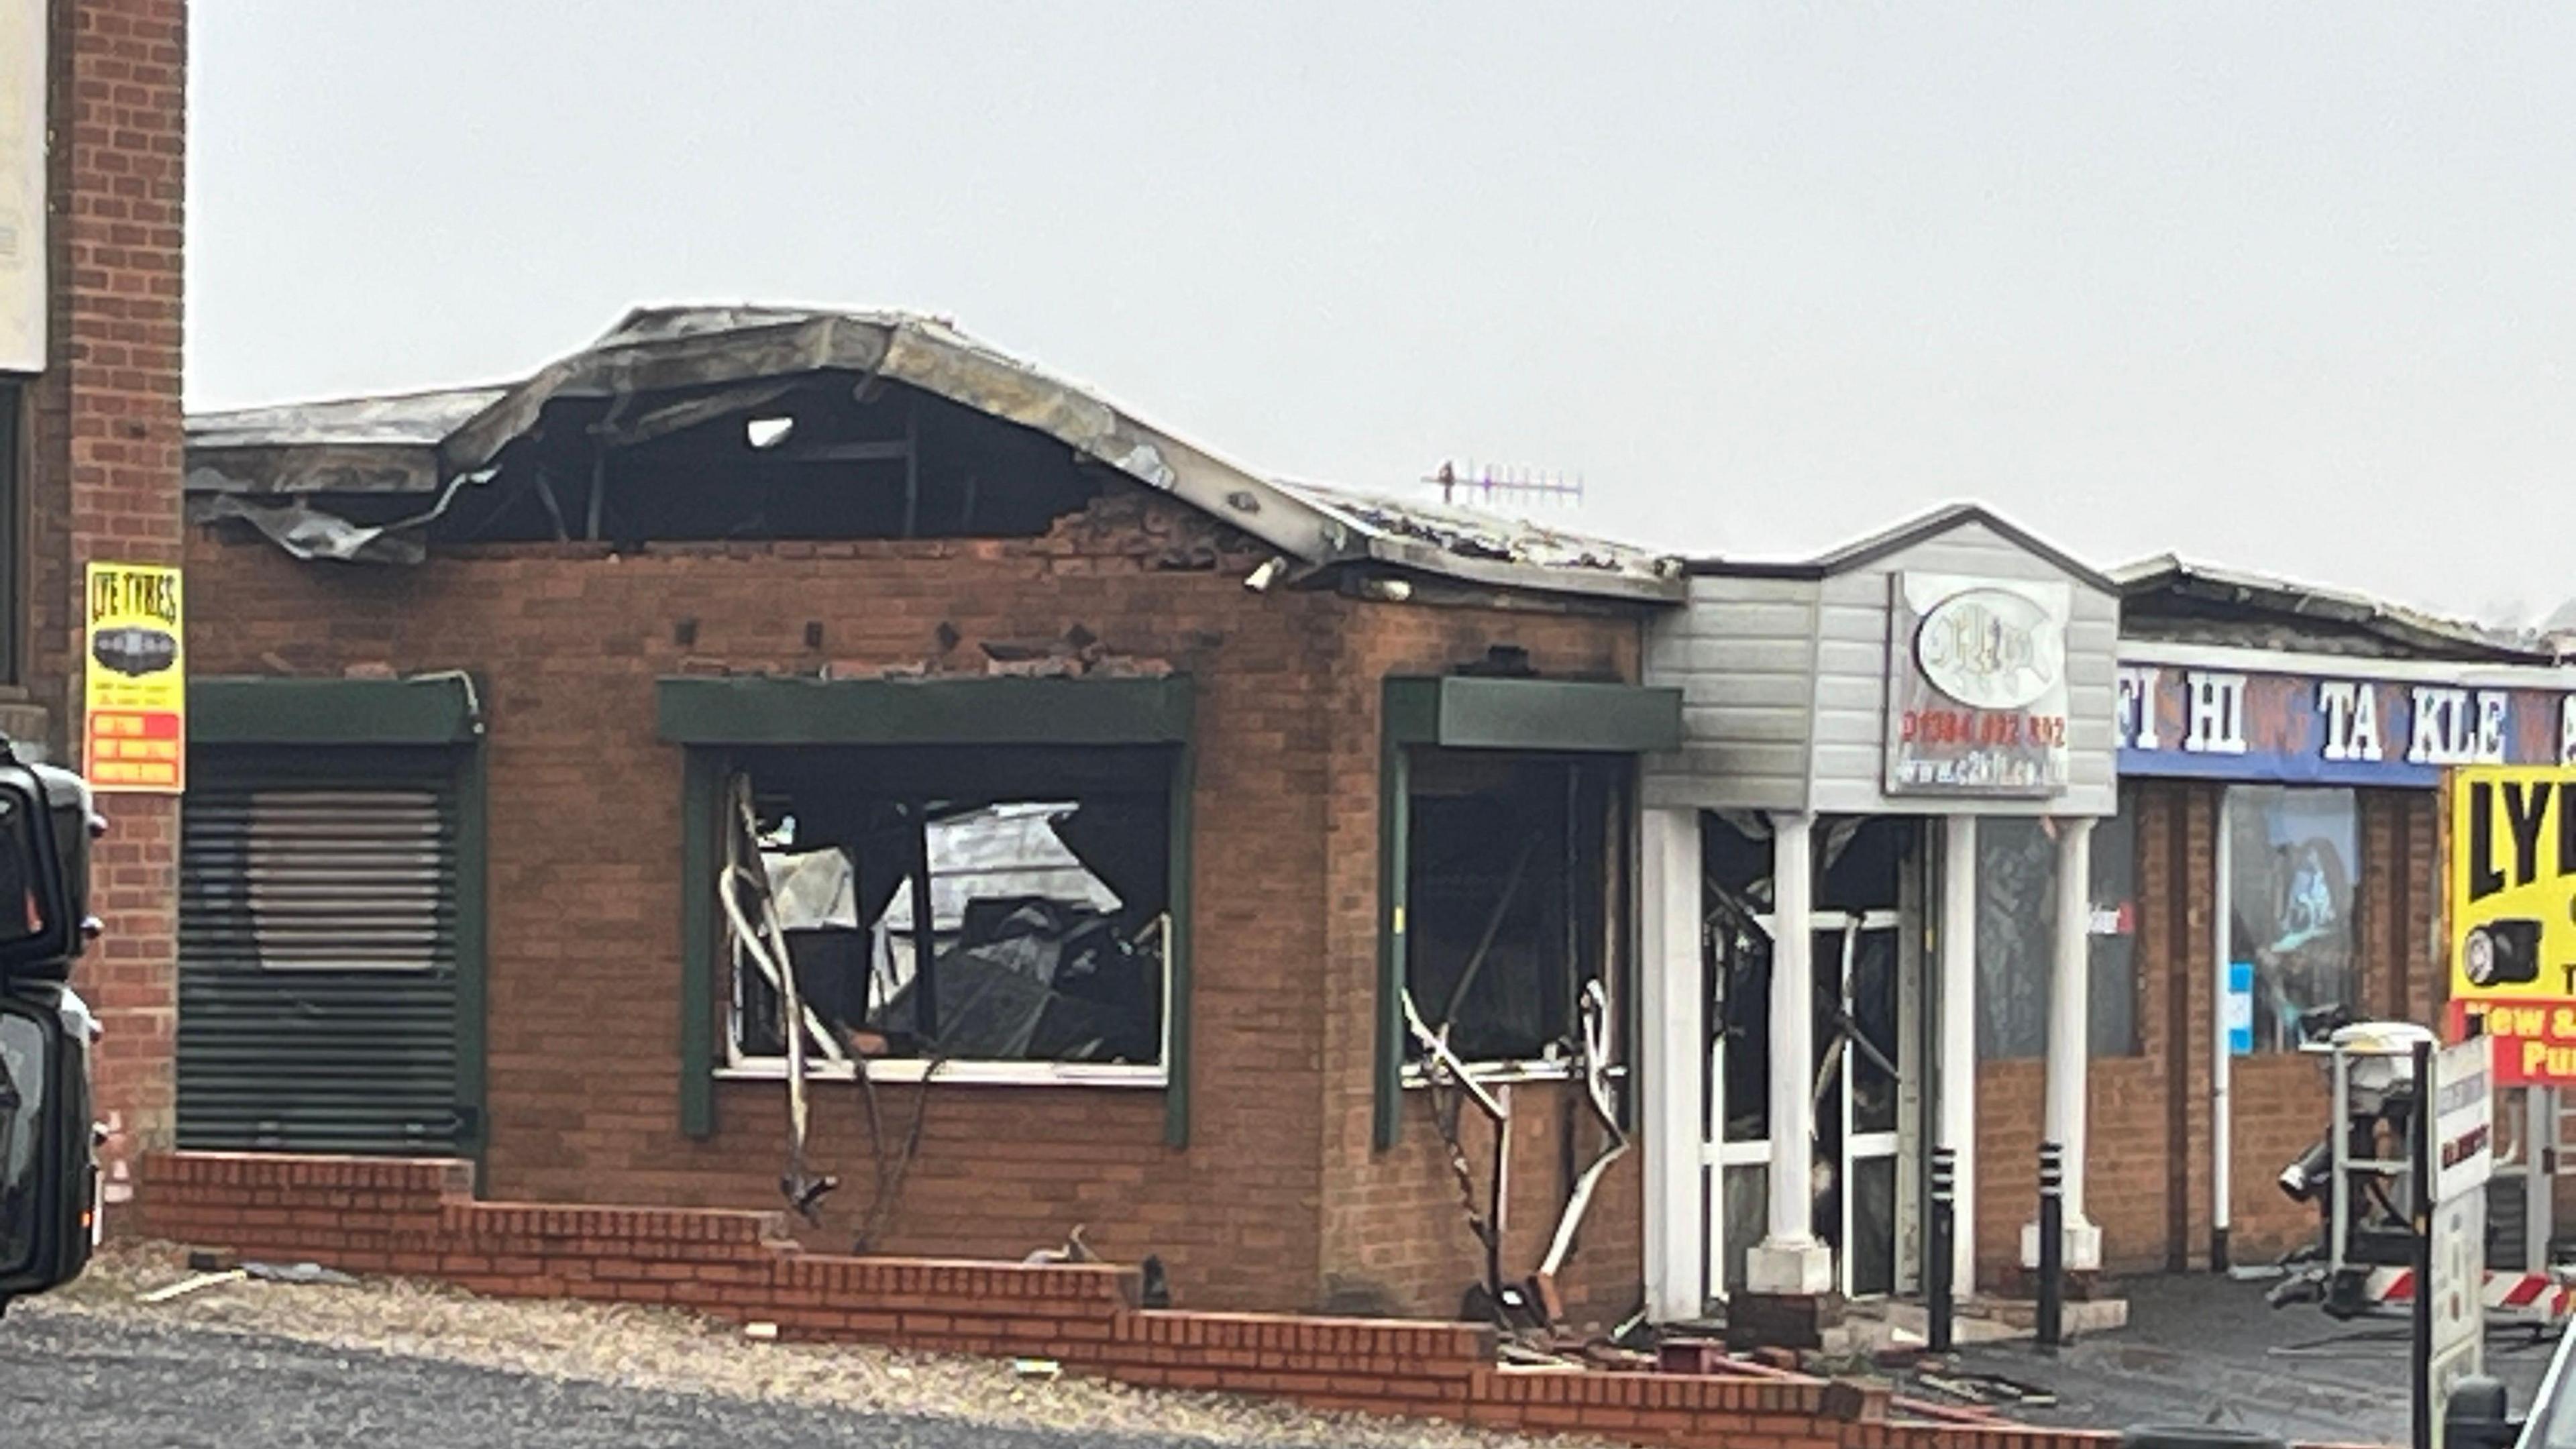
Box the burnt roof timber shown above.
[187,305,1683,603]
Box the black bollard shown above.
[1928,1146,1956,1354]
[2037,1140,2064,1350]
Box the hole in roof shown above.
[428,376,1110,545]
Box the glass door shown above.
[1701,814,1916,1307]
[1705,904,1907,1300]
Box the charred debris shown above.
[182,306,1688,1339]
[184,307,1687,602]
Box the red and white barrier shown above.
[2353,1266,2576,1323]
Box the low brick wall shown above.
[134,1152,2127,1449]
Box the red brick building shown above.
[174,307,1684,1321]
[168,299,2569,1334]
[2105,560,2571,1279]
[182,296,2565,1332]
[2,0,189,1206]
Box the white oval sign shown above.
[1913,588,2061,711]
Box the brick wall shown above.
[140,1149,2143,1449]
[24,0,189,1193]
[1973,782,2226,1282]
[172,478,2469,1309]
[177,490,1648,1320]
[1316,601,1644,1322]
[2003,778,2443,1279]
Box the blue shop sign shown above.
[2116,661,2576,787]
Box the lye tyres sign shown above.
[1883,573,2072,798]
[2446,765,2576,1083]
[82,563,185,794]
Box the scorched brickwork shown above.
[182,486,1651,1319]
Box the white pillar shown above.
[1939,814,1978,1295]
[1748,811,1833,1296]
[2025,815,2104,1271]
[1639,807,1705,1322]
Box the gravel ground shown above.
[1,1244,1589,1449]
[2,1311,1342,1449]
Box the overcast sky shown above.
[186,5,2576,625]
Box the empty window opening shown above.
[1403,753,1623,1067]
[432,374,1110,547]
[718,746,1171,1075]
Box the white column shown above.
[1639,807,1706,1323]
[1748,811,1833,1295]
[2025,815,2104,1271]
[1939,813,1978,1295]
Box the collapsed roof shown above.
[186,305,1683,603]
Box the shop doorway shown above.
[1702,815,1921,1304]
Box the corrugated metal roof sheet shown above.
[183,305,1683,602]
[188,386,511,451]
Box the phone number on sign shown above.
[1900,709,2067,747]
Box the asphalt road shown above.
[0,1308,1224,1449]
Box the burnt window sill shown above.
[716,1059,1166,1089]
[1399,1058,1581,1088]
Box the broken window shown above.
[717,745,1171,1077]
[431,375,1110,547]
[1403,753,1625,1068]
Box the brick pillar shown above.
[29,0,189,1201]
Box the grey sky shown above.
[187,5,2576,623]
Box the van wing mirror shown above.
[0,985,97,1304]
[0,751,88,977]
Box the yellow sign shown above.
[2448,766,2576,1001]
[2447,765,2576,1083]
[82,561,184,793]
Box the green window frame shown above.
[1374,675,1681,1150]
[660,675,1199,1146]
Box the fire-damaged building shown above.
[174,305,1689,1321]
[1631,510,2128,1334]
[170,301,2576,1334]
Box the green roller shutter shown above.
[178,751,466,1154]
